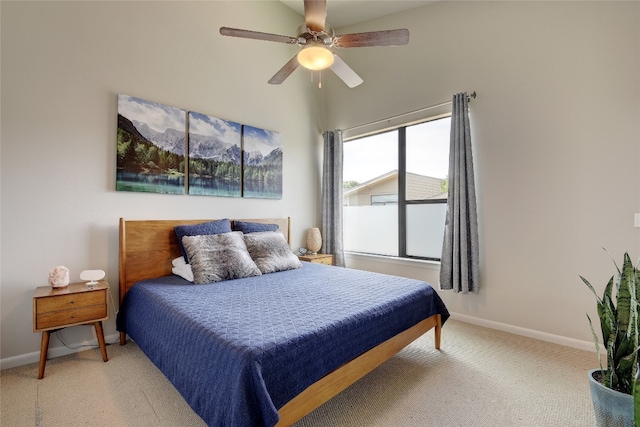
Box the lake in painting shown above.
[243,181,281,199]
[188,177,240,197]
[116,172,184,194]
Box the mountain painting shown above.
[188,112,241,197]
[243,125,283,199]
[116,94,186,194]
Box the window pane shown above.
[343,131,398,255]
[405,118,450,201]
[406,203,447,258]
[371,194,397,205]
[343,130,398,195]
[344,205,398,256]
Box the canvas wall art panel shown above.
[242,125,283,199]
[116,94,186,194]
[188,112,242,197]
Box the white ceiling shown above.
[279,0,437,29]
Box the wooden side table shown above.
[33,282,109,379]
[298,253,334,265]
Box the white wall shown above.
[328,1,640,349]
[0,1,323,366]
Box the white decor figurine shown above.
[48,266,70,288]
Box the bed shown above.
[116,217,449,427]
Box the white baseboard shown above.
[449,312,599,353]
[0,333,120,371]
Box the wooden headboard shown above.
[118,217,291,303]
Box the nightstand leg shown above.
[38,331,50,379]
[94,321,108,362]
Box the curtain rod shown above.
[342,91,476,134]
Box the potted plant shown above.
[581,251,639,427]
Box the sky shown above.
[118,94,185,133]
[343,116,451,183]
[188,111,241,146]
[243,125,283,156]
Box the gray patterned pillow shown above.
[181,232,262,284]
[243,231,302,274]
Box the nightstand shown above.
[33,282,109,379]
[298,253,334,265]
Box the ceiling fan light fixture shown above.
[297,46,334,71]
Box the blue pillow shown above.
[233,220,279,234]
[174,219,231,263]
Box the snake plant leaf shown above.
[618,253,634,335]
[599,278,615,349]
[587,314,604,370]
[606,339,616,389]
[581,276,602,302]
[619,352,636,391]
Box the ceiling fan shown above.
[219,0,410,88]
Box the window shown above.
[371,194,397,206]
[343,116,450,261]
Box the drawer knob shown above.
[70,300,75,304]
[71,314,76,319]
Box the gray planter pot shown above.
[588,369,634,427]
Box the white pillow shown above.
[172,256,187,267]
[172,264,194,282]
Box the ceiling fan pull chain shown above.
[319,71,322,89]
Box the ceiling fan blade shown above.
[304,0,327,32]
[268,55,300,85]
[330,55,363,88]
[335,29,410,48]
[220,27,297,44]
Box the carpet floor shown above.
[1,320,597,426]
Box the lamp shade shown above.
[306,228,322,254]
[297,46,334,71]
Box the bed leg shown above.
[119,331,127,346]
[434,314,442,350]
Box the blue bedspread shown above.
[116,262,449,427]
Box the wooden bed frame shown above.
[118,217,442,427]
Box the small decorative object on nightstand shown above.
[306,228,322,254]
[33,281,109,379]
[48,266,70,288]
[80,269,106,290]
[298,253,333,266]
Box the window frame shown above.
[344,115,450,262]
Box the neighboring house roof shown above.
[344,170,446,202]
[343,170,398,197]
[429,191,448,199]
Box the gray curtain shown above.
[440,92,480,294]
[321,130,345,267]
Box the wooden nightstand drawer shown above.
[36,303,107,330]
[36,290,106,315]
